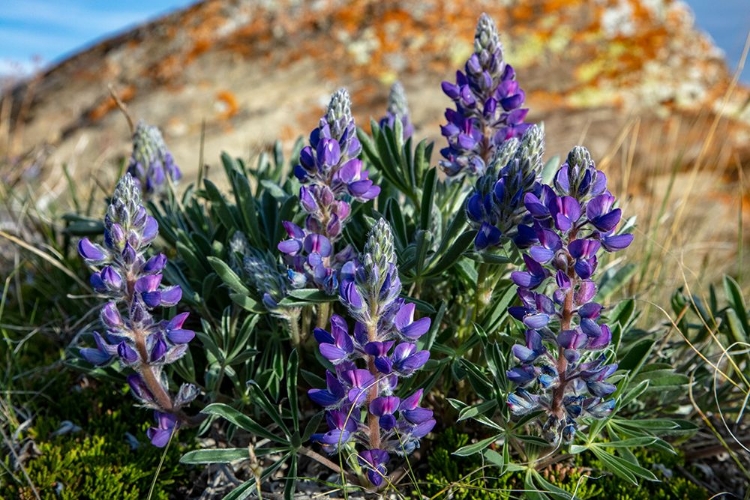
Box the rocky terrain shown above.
[2,0,748,183]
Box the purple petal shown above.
[79,238,108,261]
[159,285,182,307]
[167,328,195,344]
[399,389,423,411]
[142,217,159,244]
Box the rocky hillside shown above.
[2,0,749,196]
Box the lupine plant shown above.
[58,10,699,500]
[127,120,182,198]
[379,81,414,140]
[279,89,380,295]
[440,13,531,178]
[505,146,634,443]
[77,174,199,447]
[309,219,435,488]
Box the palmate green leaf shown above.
[302,411,325,443]
[287,349,300,433]
[609,417,679,432]
[598,263,637,302]
[726,309,749,357]
[287,289,337,303]
[195,330,225,364]
[424,229,476,278]
[618,338,654,373]
[619,379,649,407]
[284,454,298,500]
[591,436,658,448]
[630,364,689,389]
[230,292,264,313]
[529,470,575,500]
[223,453,292,500]
[247,380,291,438]
[384,198,408,250]
[591,447,658,484]
[204,178,240,231]
[459,359,494,401]
[465,251,511,265]
[201,403,286,443]
[452,434,500,456]
[401,293,437,314]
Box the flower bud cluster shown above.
[78,174,197,447]
[440,13,531,178]
[379,81,414,140]
[466,124,545,249]
[279,89,380,293]
[505,147,633,444]
[126,121,182,198]
[308,220,435,488]
[228,231,289,313]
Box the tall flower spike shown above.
[440,13,531,178]
[309,219,435,489]
[127,121,181,198]
[78,173,198,447]
[280,88,379,295]
[379,81,414,140]
[506,146,633,444]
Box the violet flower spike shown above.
[78,173,199,446]
[126,121,181,198]
[308,219,435,488]
[280,88,380,296]
[505,146,633,444]
[440,13,531,178]
[379,81,414,140]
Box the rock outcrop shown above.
[2,0,749,195]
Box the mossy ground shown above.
[0,330,196,500]
[417,428,708,500]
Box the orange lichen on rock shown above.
[215,90,239,120]
[87,85,136,123]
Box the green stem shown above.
[471,262,490,328]
[316,302,331,330]
[287,310,301,348]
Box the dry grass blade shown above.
[0,229,88,289]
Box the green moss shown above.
[1,370,195,499]
[416,431,709,500]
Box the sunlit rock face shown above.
[1,0,748,189]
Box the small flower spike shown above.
[379,81,414,140]
[126,121,181,198]
[279,89,379,295]
[308,219,435,489]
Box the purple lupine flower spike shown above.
[379,81,414,140]
[440,13,531,178]
[506,146,632,444]
[126,121,181,198]
[280,89,380,295]
[308,220,435,488]
[78,173,199,446]
[466,125,545,250]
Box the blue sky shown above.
[0,0,747,82]
[0,0,198,75]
